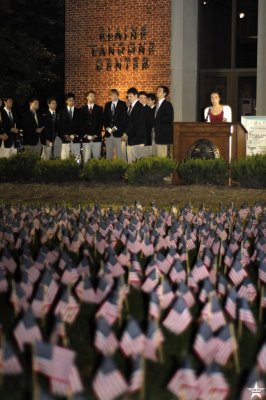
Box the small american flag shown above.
[193,321,216,365]
[215,325,237,366]
[94,316,118,355]
[163,297,192,335]
[141,235,154,257]
[225,287,238,320]
[54,289,80,325]
[167,358,197,400]
[76,276,96,303]
[128,266,142,289]
[143,319,164,362]
[197,363,229,400]
[10,282,29,313]
[0,269,8,293]
[148,290,161,320]
[61,263,79,285]
[128,355,144,393]
[14,309,42,351]
[34,340,75,381]
[217,274,228,297]
[120,319,145,357]
[1,247,17,273]
[238,298,257,334]
[141,269,159,293]
[95,276,113,304]
[202,295,226,332]
[92,356,128,400]
[126,233,142,254]
[50,365,84,396]
[0,340,22,375]
[176,281,195,308]
[229,259,247,286]
[169,259,186,283]
[191,258,210,282]
[31,286,51,318]
[156,278,175,309]
[96,290,119,326]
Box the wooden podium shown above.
[172,122,247,183]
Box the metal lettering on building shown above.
[91,26,155,71]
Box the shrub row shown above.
[0,152,265,187]
[177,158,229,186]
[177,155,266,188]
[0,152,176,184]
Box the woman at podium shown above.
[204,91,232,123]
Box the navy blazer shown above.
[21,110,44,146]
[58,107,81,143]
[80,104,103,143]
[41,111,60,145]
[154,99,174,145]
[103,100,127,138]
[0,109,18,148]
[126,101,147,146]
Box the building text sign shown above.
[91,26,155,71]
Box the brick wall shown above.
[65,0,171,107]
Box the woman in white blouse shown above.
[204,91,232,123]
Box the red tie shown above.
[89,106,93,115]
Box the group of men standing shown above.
[0,86,174,163]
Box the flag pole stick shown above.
[259,285,264,323]
[32,344,38,400]
[141,357,146,400]
[229,323,240,374]
[0,333,4,388]
[238,319,242,338]
[186,250,190,275]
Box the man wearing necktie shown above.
[124,87,147,163]
[41,97,61,160]
[80,90,103,163]
[59,92,81,160]
[21,97,44,155]
[0,97,20,158]
[153,85,174,157]
[103,89,127,160]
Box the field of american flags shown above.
[0,201,266,399]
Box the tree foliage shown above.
[0,0,64,105]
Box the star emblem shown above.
[248,382,266,399]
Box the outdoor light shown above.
[239,12,245,19]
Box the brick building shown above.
[65,0,266,122]
[65,0,171,107]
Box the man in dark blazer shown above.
[142,92,156,158]
[80,90,103,163]
[41,97,61,160]
[21,97,44,154]
[153,85,174,157]
[59,92,81,160]
[0,97,20,157]
[103,89,127,160]
[125,87,147,163]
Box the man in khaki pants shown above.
[153,86,174,157]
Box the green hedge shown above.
[125,156,176,184]
[1,152,266,187]
[177,158,229,185]
[231,154,266,188]
[1,151,39,182]
[0,157,8,182]
[34,158,80,183]
[83,158,127,182]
